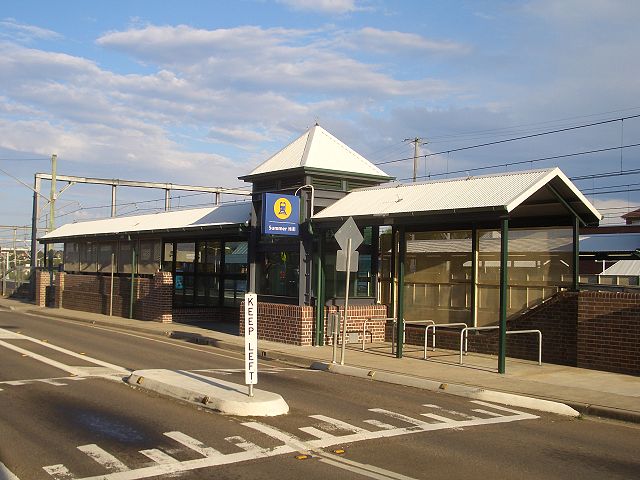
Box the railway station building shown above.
[37,125,639,376]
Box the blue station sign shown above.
[262,193,300,236]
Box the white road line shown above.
[138,449,177,465]
[42,464,74,479]
[37,379,68,386]
[421,413,458,423]
[299,426,337,439]
[363,419,397,430]
[317,453,420,480]
[308,414,368,433]
[472,409,503,417]
[241,422,310,452]
[77,444,129,473]
[164,432,221,457]
[1,376,86,387]
[224,436,265,453]
[0,328,128,376]
[42,404,539,479]
[422,404,480,420]
[369,409,433,428]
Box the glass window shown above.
[403,231,472,324]
[477,227,573,326]
[224,277,247,306]
[79,242,97,272]
[118,241,133,274]
[97,243,116,273]
[224,241,248,275]
[195,275,219,307]
[257,249,300,297]
[64,242,79,272]
[162,242,174,272]
[198,241,221,273]
[138,240,161,274]
[175,243,196,273]
[325,252,373,298]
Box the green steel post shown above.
[470,225,478,327]
[573,216,580,291]
[396,227,406,358]
[498,218,509,374]
[129,244,136,319]
[314,236,325,346]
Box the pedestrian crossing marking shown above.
[42,400,539,479]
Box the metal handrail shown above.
[424,322,468,359]
[458,326,542,366]
[391,319,434,354]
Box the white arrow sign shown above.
[335,217,363,272]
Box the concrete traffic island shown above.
[126,369,289,417]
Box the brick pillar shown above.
[147,271,173,322]
[54,271,64,308]
[34,270,49,307]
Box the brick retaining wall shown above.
[395,290,639,376]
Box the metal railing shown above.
[424,322,468,360]
[391,319,434,354]
[458,326,542,366]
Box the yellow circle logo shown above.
[273,197,292,220]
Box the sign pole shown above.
[340,238,352,365]
[244,292,258,396]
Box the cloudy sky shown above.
[1,0,639,245]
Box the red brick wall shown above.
[59,271,173,322]
[323,305,388,346]
[35,270,50,307]
[239,302,388,346]
[396,290,639,376]
[240,302,314,345]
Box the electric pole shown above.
[403,137,426,183]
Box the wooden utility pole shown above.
[403,137,426,182]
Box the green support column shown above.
[314,235,326,346]
[129,244,136,319]
[498,218,509,374]
[396,227,406,359]
[573,216,580,291]
[390,226,397,320]
[470,225,478,327]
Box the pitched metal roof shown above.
[40,202,251,242]
[241,124,392,180]
[313,167,602,224]
[601,260,640,276]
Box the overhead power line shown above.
[399,143,640,182]
[377,113,640,167]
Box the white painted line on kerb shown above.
[77,444,129,473]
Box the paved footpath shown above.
[1,297,638,423]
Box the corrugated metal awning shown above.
[312,167,601,224]
[601,260,640,276]
[40,202,251,243]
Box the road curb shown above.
[126,369,289,417]
[564,402,640,424]
[311,362,580,418]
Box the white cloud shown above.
[276,0,359,14]
[0,18,61,42]
[340,27,471,55]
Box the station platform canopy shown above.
[312,167,602,226]
[40,202,251,243]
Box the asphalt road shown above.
[1,309,639,480]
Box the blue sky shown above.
[1,0,639,247]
